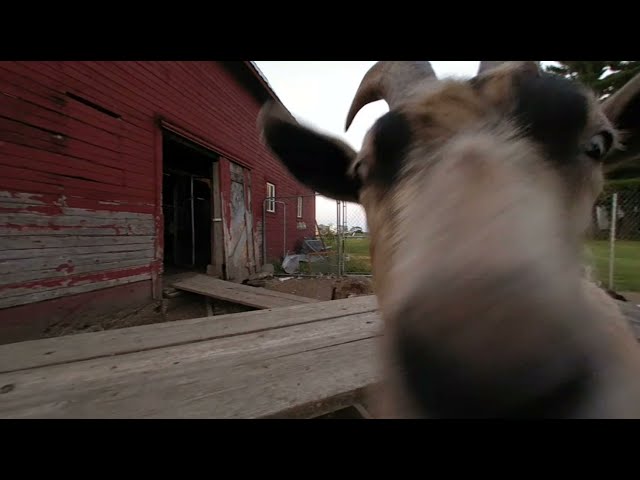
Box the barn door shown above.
[173,175,195,267]
[225,162,257,282]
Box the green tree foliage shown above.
[544,61,640,98]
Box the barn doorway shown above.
[162,131,220,276]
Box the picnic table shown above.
[0,295,381,419]
[1,294,638,419]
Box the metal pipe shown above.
[608,192,618,290]
[280,201,286,258]
[262,198,267,267]
[336,200,342,276]
[191,175,195,266]
[262,197,287,263]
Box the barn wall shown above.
[262,190,317,262]
[0,61,316,321]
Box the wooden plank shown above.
[1,243,153,261]
[0,270,152,309]
[0,161,153,200]
[0,218,154,237]
[0,269,151,306]
[226,164,251,282]
[0,191,47,205]
[0,64,153,145]
[0,91,141,156]
[0,177,155,209]
[0,208,154,221]
[0,114,151,169]
[0,235,154,251]
[172,274,319,309]
[0,312,382,418]
[0,129,152,177]
[232,284,319,304]
[1,141,124,183]
[210,161,224,277]
[0,256,154,287]
[0,295,378,373]
[176,274,321,304]
[0,249,155,274]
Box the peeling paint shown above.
[54,195,68,207]
[55,263,75,274]
[0,265,153,293]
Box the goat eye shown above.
[353,160,366,179]
[584,132,613,161]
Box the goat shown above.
[257,61,640,419]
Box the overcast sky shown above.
[254,61,555,228]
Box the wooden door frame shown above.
[156,119,225,279]
[209,161,225,278]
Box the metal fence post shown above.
[608,192,618,290]
[336,200,342,276]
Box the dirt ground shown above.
[260,275,374,301]
[41,276,374,340]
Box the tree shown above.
[544,61,640,99]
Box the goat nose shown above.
[385,269,599,418]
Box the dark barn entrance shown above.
[162,132,220,274]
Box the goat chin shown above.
[367,275,640,419]
[258,60,640,419]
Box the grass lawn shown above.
[326,236,640,292]
[585,240,640,292]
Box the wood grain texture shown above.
[172,274,319,309]
[0,295,377,373]
[0,296,638,419]
[0,298,382,419]
[0,269,152,308]
[0,61,317,319]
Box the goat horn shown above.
[477,61,542,75]
[477,61,509,75]
[345,61,437,131]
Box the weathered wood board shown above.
[0,295,381,419]
[0,294,638,419]
[172,274,319,309]
[0,295,378,374]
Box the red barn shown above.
[0,61,316,342]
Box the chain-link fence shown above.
[266,183,640,291]
[586,180,640,294]
[334,200,371,275]
[262,193,341,276]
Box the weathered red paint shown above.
[0,265,153,293]
[0,204,64,215]
[0,61,316,337]
[55,263,74,273]
[152,110,164,295]
[0,280,152,345]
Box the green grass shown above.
[322,236,640,292]
[342,237,373,273]
[321,236,373,274]
[585,240,640,292]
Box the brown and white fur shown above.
[258,61,640,418]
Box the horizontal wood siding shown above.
[0,61,316,312]
[0,195,154,308]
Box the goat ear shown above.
[602,73,640,167]
[258,101,361,203]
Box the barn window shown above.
[266,182,276,212]
[297,196,303,218]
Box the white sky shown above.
[254,61,555,229]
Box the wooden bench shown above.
[1,294,638,419]
[0,295,381,419]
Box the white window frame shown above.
[266,182,276,213]
[297,196,303,218]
